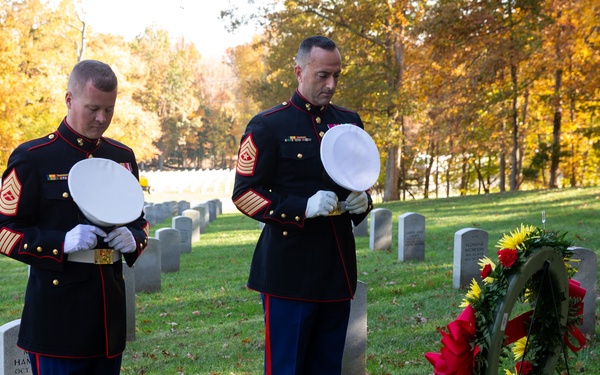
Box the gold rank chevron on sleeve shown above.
[233,190,269,217]
[0,228,23,256]
[236,134,258,176]
[0,169,22,216]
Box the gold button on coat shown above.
[52,249,59,255]
[36,246,43,252]
[53,279,59,286]
[62,192,69,198]
[297,153,303,159]
[319,131,325,138]
[295,216,300,221]
[316,117,321,124]
[283,231,288,236]
[281,213,286,219]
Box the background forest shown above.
[0,0,599,202]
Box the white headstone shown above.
[173,216,193,253]
[191,204,209,233]
[134,238,162,293]
[177,200,190,215]
[569,246,597,336]
[453,228,488,289]
[353,217,368,237]
[182,209,200,243]
[342,281,367,375]
[398,212,425,261]
[156,228,181,273]
[206,200,217,223]
[123,263,136,341]
[143,204,155,226]
[0,320,31,375]
[369,208,392,251]
[156,205,166,223]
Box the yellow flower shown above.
[512,337,528,361]
[564,258,579,278]
[504,369,516,375]
[497,224,536,250]
[478,256,496,283]
[460,279,481,307]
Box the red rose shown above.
[480,263,492,279]
[497,248,518,268]
[515,360,533,374]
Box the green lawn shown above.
[1,187,598,374]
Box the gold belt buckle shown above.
[94,249,114,265]
[329,203,343,216]
[328,201,347,216]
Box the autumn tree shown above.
[224,0,430,201]
[0,0,80,169]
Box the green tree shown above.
[130,28,205,169]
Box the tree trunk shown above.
[383,145,399,202]
[549,68,563,189]
[423,138,435,199]
[460,156,468,195]
[509,63,519,191]
[499,119,506,192]
[446,140,454,197]
[549,14,564,189]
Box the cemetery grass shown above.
[0,187,598,374]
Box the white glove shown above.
[305,190,338,218]
[345,191,368,214]
[105,227,136,253]
[64,225,107,254]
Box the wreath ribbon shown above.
[425,305,480,375]
[501,279,587,351]
[503,310,533,346]
[564,279,586,352]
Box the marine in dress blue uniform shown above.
[0,60,149,375]
[232,36,373,375]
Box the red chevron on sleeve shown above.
[236,134,258,176]
[0,169,22,216]
[0,228,23,256]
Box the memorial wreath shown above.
[426,224,587,375]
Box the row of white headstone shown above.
[141,169,235,195]
[364,207,597,336]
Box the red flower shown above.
[497,248,518,268]
[480,264,492,279]
[515,360,533,374]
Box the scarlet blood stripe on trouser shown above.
[261,293,351,375]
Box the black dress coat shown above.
[232,91,373,302]
[0,120,149,358]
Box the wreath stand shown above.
[485,247,570,374]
